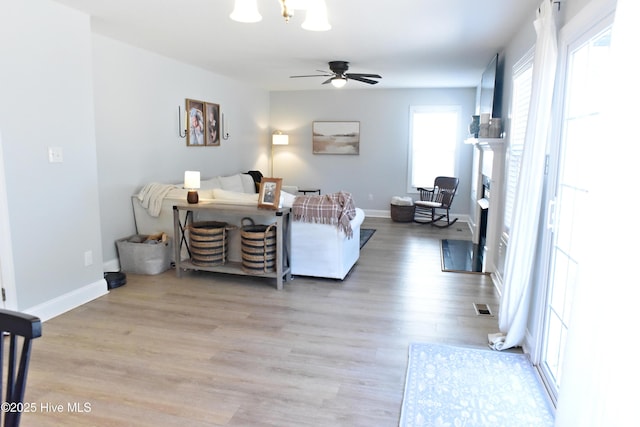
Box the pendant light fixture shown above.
[229,0,262,23]
[230,0,330,31]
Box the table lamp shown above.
[184,170,200,204]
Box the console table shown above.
[172,203,292,290]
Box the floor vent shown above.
[473,303,493,316]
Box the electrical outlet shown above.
[368,193,374,201]
[84,250,93,266]
[48,147,63,163]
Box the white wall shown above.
[270,88,477,217]
[92,36,270,266]
[0,0,271,317]
[0,0,597,319]
[0,0,106,314]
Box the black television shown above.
[476,53,503,119]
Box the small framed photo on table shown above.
[258,178,282,209]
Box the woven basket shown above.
[240,218,276,274]
[390,204,416,222]
[188,221,229,266]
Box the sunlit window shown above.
[504,51,534,237]
[407,106,459,191]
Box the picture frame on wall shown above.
[258,178,282,210]
[312,121,360,155]
[186,99,205,146]
[205,102,220,146]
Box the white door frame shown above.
[0,130,18,309]
[535,0,616,403]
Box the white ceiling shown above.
[51,0,540,91]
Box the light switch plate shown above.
[48,147,63,163]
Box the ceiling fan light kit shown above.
[291,61,382,88]
[230,0,330,31]
[331,77,347,88]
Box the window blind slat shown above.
[504,64,533,234]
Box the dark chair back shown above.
[0,309,42,427]
[432,176,459,208]
[415,176,460,227]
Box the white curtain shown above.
[489,0,558,351]
[554,0,640,425]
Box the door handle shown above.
[546,199,556,231]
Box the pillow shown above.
[280,191,296,208]
[219,174,245,193]
[211,188,259,203]
[200,177,222,190]
[241,174,258,194]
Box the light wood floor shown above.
[23,217,500,427]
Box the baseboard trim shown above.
[363,209,390,218]
[364,209,470,225]
[490,272,503,297]
[24,279,109,322]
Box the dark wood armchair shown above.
[414,176,459,228]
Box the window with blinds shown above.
[407,105,459,191]
[503,52,534,236]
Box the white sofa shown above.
[131,173,365,280]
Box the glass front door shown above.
[539,20,612,403]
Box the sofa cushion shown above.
[241,174,257,193]
[211,188,259,204]
[219,174,245,193]
[280,191,296,208]
[200,177,222,190]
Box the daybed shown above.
[131,172,364,280]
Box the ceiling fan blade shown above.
[321,77,334,85]
[346,73,382,79]
[347,75,380,85]
[290,74,333,78]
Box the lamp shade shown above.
[272,132,289,146]
[230,0,262,23]
[331,76,347,88]
[184,171,201,189]
[302,0,331,31]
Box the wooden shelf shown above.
[176,259,291,280]
[172,203,292,290]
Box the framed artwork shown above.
[186,99,205,146]
[258,178,282,210]
[312,121,360,155]
[205,102,220,146]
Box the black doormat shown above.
[360,229,376,249]
[440,239,486,273]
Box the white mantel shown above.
[464,137,507,274]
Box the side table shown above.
[299,188,321,195]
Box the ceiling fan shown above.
[290,61,382,87]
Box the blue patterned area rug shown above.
[399,343,554,427]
